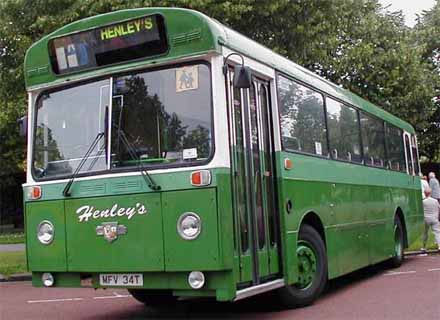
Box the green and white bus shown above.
[23,8,423,307]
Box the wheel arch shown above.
[395,207,408,248]
[299,211,326,247]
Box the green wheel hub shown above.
[296,240,317,289]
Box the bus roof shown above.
[24,7,415,134]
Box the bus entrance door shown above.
[227,70,280,285]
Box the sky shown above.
[379,0,436,27]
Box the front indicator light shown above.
[177,212,202,240]
[188,271,205,289]
[191,170,211,186]
[28,186,42,200]
[42,273,54,287]
[37,221,55,245]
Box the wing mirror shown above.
[233,65,252,89]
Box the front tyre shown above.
[128,289,178,308]
[389,217,404,268]
[277,224,328,308]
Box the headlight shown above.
[177,212,201,240]
[188,271,205,289]
[37,221,55,245]
[42,273,54,287]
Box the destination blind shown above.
[48,14,168,75]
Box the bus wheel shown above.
[389,217,404,268]
[128,289,177,308]
[277,224,327,308]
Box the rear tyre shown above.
[128,289,178,308]
[277,224,327,308]
[389,217,404,268]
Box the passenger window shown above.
[326,98,362,163]
[360,112,386,167]
[404,134,413,175]
[385,124,406,172]
[411,135,420,175]
[278,75,328,156]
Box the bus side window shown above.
[326,97,362,163]
[404,134,414,175]
[277,75,328,157]
[411,135,420,175]
[360,112,386,168]
[385,124,406,173]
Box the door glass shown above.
[259,85,277,246]
[233,87,250,253]
[250,84,266,250]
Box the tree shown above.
[1,0,440,174]
[412,1,440,161]
[183,125,210,158]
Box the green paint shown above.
[276,151,423,280]
[25,8,217,89]
[24,7,424,303]
[65,193,164,272]
[296,241,317,289]
[32,270,236,301]
[162,188,220,271]
[26,200,67,271]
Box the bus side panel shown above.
[215,171,236,298]
[407,187,424,246]
[389,174,424,248]
[215,171,235,270]
[277,152,334,283]
[276,151,424,282]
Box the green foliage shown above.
[1,0,440,176]
[413,1,440,161]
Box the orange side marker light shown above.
[284,158,293,170]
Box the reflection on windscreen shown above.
[33,80,110,179]
[111,64,212,168]
[32,64,212,180]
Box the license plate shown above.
[99,273,143,287]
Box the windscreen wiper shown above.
[62,132,105,197]
[117,129,161,191]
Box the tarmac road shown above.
[0,244,25,252]
[1,254,440,320]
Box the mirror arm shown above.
[222,52,245,75]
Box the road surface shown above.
[1,254,440,319]
[0,244,25,252]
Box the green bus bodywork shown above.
[24,8,423,302]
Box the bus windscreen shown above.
[48,14,168,75]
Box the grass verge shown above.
[408,232,437,251]
[0,233,25,245]
[0,251,27,278]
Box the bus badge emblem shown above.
[96,222,127,243]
